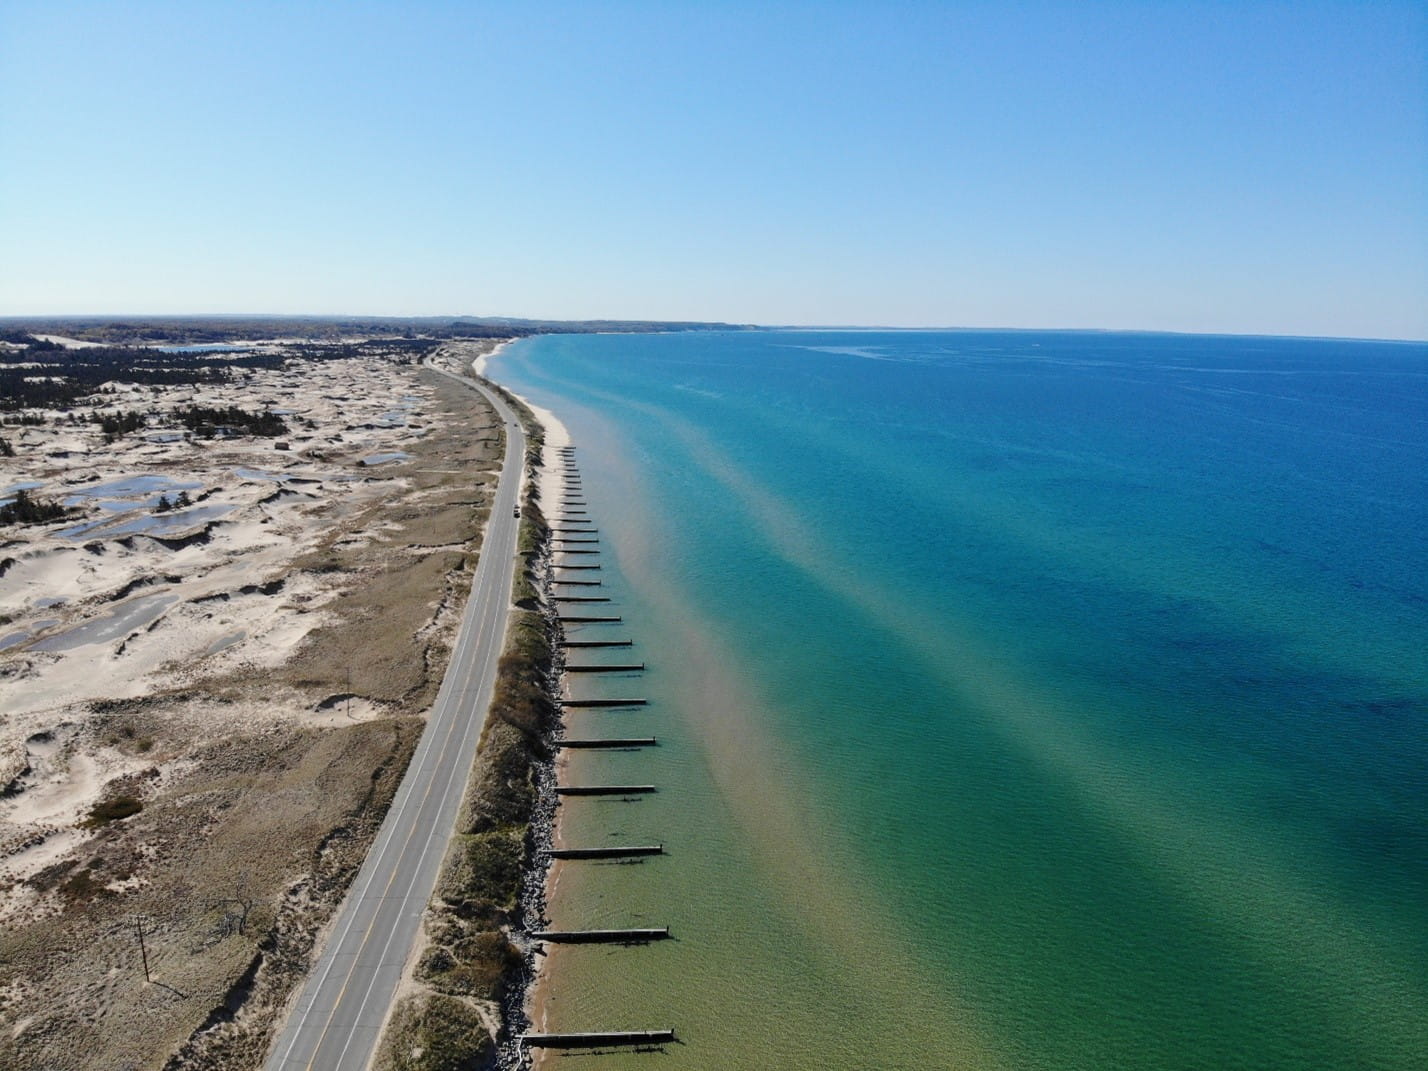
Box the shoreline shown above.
[471,338,513,378]
[512,393,570,1070]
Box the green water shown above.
[500,330,1428,1069]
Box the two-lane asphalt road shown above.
[266,370,524,1071]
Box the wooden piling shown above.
[548,845,663,859]
[563,697,647,707]
[520,1030,676,1049]
[531,927,670,943]
[556,784,655,795]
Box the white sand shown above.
[0,355,445,876]
[469,339,574,510]
[470,338,512,378]
[31,335,102,349]
[522,398,572,518]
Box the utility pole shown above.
[133,915,151,983]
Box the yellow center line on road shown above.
[327,557,515,1069]
[301,615,491,1071]
[292,399,522,1068]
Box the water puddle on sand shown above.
[61,475,202,504]
[204,630,246,655]
[102,504,233,537]
[30,593,178,652]
[0,619,60,651]
[233,466,288,482]
[359,452,410,466]
[54,517,109,540]
[56,504,234,541]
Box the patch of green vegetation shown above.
[96,409,148,440]
[176,404,288,437]
[438,828,524,913]
[417,929,521,1000]
[58,864,114,905]
[373,993,493,1071]
[403,503,557,1047]
[82,795,143,826]
[101,716,158,754]
[463,720,537,833]
[0,489,70,526]
[511,570,539,608]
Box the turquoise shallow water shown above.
[496,331,1427,1069]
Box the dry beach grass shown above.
[0,343,506,1069]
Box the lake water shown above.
[493,330,1427,1070]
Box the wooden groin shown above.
[552,528,598,533]
[554,596,612,603]
[549,844,663,859]
[559,737,657,749]
[560,638,631,647]
[556,549,600,555]
[521,1030,676,1050]
[558,615,622,623]
[556,784,655,795]
[554,564,601,571]
[563,697,647,707]
[531,928,670,943]
[552,579,603,586]
[565,663,644,673]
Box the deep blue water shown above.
[496,330,1427,1069]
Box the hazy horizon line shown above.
[3,312,1424,346]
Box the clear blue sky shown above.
[2,1,1424,338]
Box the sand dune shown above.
[0,339,510,1068]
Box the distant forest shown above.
[0,334,457,411]
[0,314,752,346]
[0,335,285,411]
